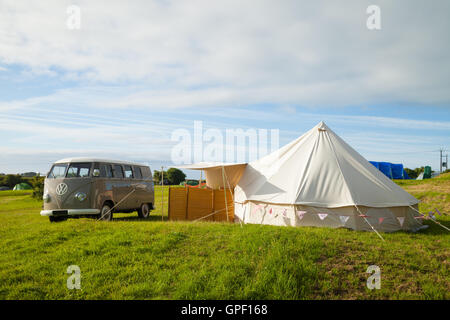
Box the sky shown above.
[0,0,449,178]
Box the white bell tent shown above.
[234,122,423,232]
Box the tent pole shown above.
[200,170,203,187]
[161,166,164,222]
[222,166,229,222]
[222,166,239,226]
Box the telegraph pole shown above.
[439,148,449,173]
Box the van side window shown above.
[100,164,113,178]
[134,166,142,179]
[105,164,113,178]
[66,163,91,178]
[113,165,124,178]
[141,166,151,178]
[124,165,133,178]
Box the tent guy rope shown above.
[409,206,450,232]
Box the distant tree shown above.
[404,168,418,179]
[30,176,45,199]
[153,170,160,184]
[166,168,186,185]
[1,174,23,188]
[152,170,169,185]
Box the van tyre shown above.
[99,204,113,221]
[49,216,67,222]
[138,203,150,219]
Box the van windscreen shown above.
[66,163,92,178]
[48,164,67,178]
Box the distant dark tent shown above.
[369,161,379,169]
[391,163,405,179]
[423,166,432,179]
[378,162,393,179]
[369,161,410,179]
[13,183,32,190]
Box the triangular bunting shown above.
[282,209,287,217]
[378,217,384,224]
[318,213,328,220]
[296,210,306,220]
[397,217,405,226]
[339,216,349,224]
[269,208,273,214]
[251,204,262,215]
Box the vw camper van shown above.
[40,158,154,222]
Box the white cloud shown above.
[0,0,449,174]
[0,0,449,106]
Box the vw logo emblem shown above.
[56,183,68,196]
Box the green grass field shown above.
[0,176,449,300]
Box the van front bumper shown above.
[40,209,100,216]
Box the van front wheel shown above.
[138,203,150,219]
[99,204,113,221]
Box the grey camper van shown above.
[40,158,154,222]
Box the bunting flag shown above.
[339,216,350,224]
[251,204,262,216]
[378,217,385,224]
[269,208,273,214]
[397,217,405,226]
[296,210,306,220]
[318,213,328,220]
[359,214,369,218]
[435,208,442,216]
[282,209,287,217]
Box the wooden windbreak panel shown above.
[168,187,234,222]
[168,187,188,221]
[187,188,214,221]
[213,189,234,222]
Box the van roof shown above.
[54,158,148,167]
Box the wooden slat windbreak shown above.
[213,189,234,222]
[168,187,234,222]
[168,187,188,221]
[187,188,214,221]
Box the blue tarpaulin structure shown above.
[369,161,410,179]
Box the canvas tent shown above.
[234,122,423,232]
[13,182,32,190]
[175,162,247,189]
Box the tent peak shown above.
[316,121,328,131]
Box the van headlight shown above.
[43,193,51,203]
[75,192,87,202]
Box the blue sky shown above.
[0,0,449,177]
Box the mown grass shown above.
[0,177,449,300]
